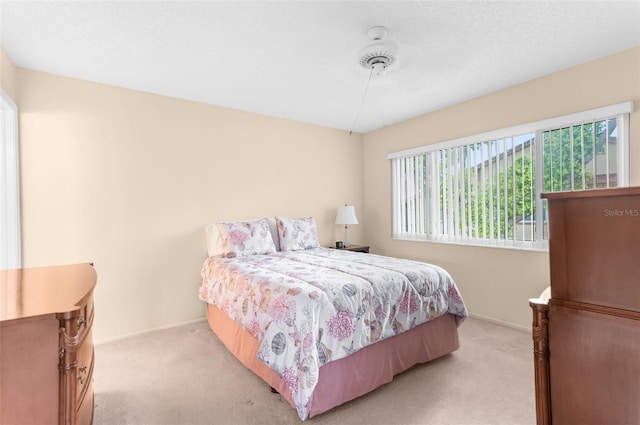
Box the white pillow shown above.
[204,217,276,258]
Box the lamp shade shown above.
[335,205,359,225]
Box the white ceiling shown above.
[1,1,639,133]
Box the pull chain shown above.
[348,66,375,136]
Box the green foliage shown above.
[424,118,614,241]
[542,124,598,192]
[475,120,609,239]
[481,155,535,239]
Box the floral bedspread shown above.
[198,248,467,419]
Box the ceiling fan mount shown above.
[358,26,398,76]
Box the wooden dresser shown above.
[530,187,640,425]
[0,263,96,425]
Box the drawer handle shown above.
[78,365,88,384]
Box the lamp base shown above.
[343,225,351,248]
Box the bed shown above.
[198,216,467,420]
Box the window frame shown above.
[1,88,21,269]
[388,101,633,251]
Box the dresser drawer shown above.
[77,295,94,342]
[76,351,94,425]
[75,319,94,424]
[76,380,94,425]
[75,293,94,424]
[76,331,94,407]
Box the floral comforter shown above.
[198,248,467,419]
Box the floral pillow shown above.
[215,218,276,258]
[276,216,320,251]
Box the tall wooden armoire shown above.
[530,187,640,425]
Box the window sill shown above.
[392,235,549,253]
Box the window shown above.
[1,89,21,269]
[388,102,633,250]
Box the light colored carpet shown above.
[93,316,535,425]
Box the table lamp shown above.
[335,204,359,248]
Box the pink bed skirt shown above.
[207,304,460,418]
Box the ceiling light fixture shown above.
[349,26,399,135]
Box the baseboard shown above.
[96,313,529,345]
[94,316,208,346]
[468,312,530,332]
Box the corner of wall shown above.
[0,45,19,101]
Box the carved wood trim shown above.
[549,298,640,321]
[58,315,80,425]
[529,299,551,425]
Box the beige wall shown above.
[363,46,640,329]
[8,45,640,340]
[15,67,364,342]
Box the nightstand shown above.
[332,245,370,253]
